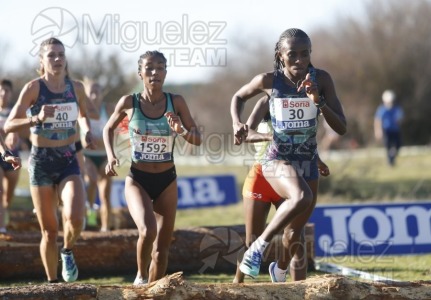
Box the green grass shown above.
[4,146,431,286]
[317,254,431,282]
[2,253,430,287]
[316,147,431,202]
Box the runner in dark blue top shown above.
[231,28,346,280]
[0,79,21,233]
[4,37,95,283]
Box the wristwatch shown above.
[178,125,189,137]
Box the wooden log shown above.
[169,224,315,274]
[101,272,431,300]
[0,230,137,280]
[1,272,431,300]
[6,209,40,232]
[6,208,135,232]
[0,224,315,280]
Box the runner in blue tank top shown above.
[231,28,346,280]
[4,38,95,284]
[103,51,201,285]
[0,79,22,233]
[233,95,331,283]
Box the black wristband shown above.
[1,150,14,161]
[315,98,327,109]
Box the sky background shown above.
[0,0,367,84]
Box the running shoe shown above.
[239,249,262,278]
[133,275,148,286]
[61,250,78,282]
[269,261,287,283]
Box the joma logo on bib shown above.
[280,120,310,129]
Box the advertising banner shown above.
[108,174,238,209]
[309,202,431,257]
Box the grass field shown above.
[3,146,431,286]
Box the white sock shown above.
[250,237,269,254]
[272,262,288,281]
[275,262,288,273]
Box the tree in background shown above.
[169,0,431,149]
[71,48,139,106]
[2,0,430,148]
[311,0,431,146]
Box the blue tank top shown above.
[128,93,176,163]
[375,105,403,132]
[266,68,320,161]
[28,79,78,140]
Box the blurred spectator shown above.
[374,90,404,166]
[83,80,113,231]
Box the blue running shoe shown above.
[269,261,287,283]
[61,250,78,282]
[239,249,262,278]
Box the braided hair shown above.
[138,50,167,74]
[273,28,312,74]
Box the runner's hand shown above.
[4,154,21,170]
[105,157,119,176]
[298,73,319,103]
[233,121,248,145]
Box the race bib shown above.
[131,133,174,162]
[273,97,318,130]
[42,102,79,130]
